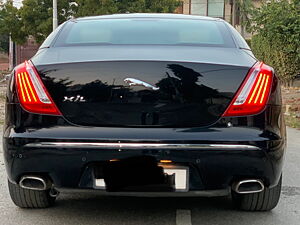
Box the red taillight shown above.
[15,61,61,115]
[223,62,273,117]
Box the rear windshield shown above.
[54,18,235,47]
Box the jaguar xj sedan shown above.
[3,13,286,211]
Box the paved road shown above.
[0,127,299,225]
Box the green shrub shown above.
[245,39,251,48]
[249,0,300,86]
[251,34,299,86]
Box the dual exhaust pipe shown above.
[19,175,51,191]
[233,179,265,194]
[19,175,58,197]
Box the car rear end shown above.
[3,14,286,210]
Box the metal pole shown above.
[9,34,14,71]
[53,0,58,30]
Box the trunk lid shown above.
[36,60,251,127]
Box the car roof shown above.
[75,13,222,22]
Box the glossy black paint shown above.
[3,14,286,194]
[3,101,285,190]
[37,61,249,127]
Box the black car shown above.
[3,14,286,211]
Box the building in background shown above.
[189,0,226,18]
[180,0,261,39]
[14,36,39,66]
[9,36,39,70]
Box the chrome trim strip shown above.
[25,142,260,150]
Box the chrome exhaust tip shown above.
[19,176,51,191]
[49,188,59,197]
[233,179,264,194]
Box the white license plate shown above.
[161,165,189,192]
[95,165,189,192]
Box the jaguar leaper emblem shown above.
[124,78,160,91]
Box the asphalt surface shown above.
[0,127,299,225]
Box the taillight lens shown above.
[15,61,61,115]
[223,62,273,117]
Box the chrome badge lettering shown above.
[63,95,86,102]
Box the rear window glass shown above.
[55,18,235,47]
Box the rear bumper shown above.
[3,125,285,193]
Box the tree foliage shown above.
[0,0,181,44]
[19,0,77,43]
[75,0,118,16]
[75,0,181,17]
[249,0,300,85]
[0,34,9,53]
[0,2,26,44]
[234,0,254,37]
